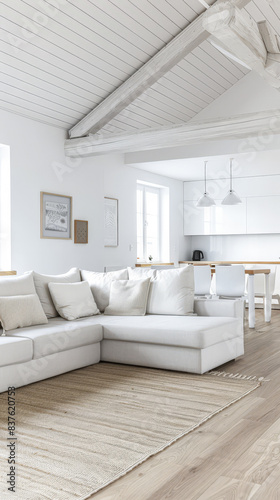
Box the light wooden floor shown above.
[89,310,280,500]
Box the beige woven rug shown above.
[0,363,260,500]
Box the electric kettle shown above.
[192,250,204,261]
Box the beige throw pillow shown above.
[31,268,81,318]
[0,294,48,332]
[48,281,100,321]
[0,272,36,296]
[104,278,151,316]
[81,269,128,312]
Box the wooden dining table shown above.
[210,267,271,329]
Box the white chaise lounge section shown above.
[100,299,244,374]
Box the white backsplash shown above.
[189,234,280,262]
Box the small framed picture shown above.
[40,192,72,239]
[74,220,88,244]
[104,197,118,247]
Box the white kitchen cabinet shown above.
[184,199,247,235]
[184,201,210,235]
[247,196,280,234]
[215,200,247,235]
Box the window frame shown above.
[137,183,161,262]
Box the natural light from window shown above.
[137,181,169,263]
[0,144,11,270]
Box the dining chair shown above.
[193,265,212,297]
[215,265,246,298]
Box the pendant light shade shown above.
[197,161,216,207]
[222,158,242,206]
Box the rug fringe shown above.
[208,370,270,382]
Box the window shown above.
[0,145,11,270]
[137,184,160,261]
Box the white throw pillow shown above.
[48,281,99,321]
[31,268,81,318]
[0,272,36,296]
[0,294,48,332]
[147,266,194,315]
[81,268,128,312]
[128,267,156,280]
[104,279,151,316]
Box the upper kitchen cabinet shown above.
[247,196,280,234]
[184,199,247,236]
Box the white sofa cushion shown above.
[0,336,33,367]
[0,272,35,296]
[128,267,156,279]
[97,314,240,349]
[105,279,151,316]
[8,317,103,359]
[49,281,100,320]
[31,268,81,318]
[81,268,128,312]
[0,294,48,331]
[147,266,194,315]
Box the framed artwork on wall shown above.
[104,197,118,247]
[74,220,88,244]
[40,192,72,239]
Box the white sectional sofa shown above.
[0,299,244,393]
[0,268,244,393]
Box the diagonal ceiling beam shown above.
[65,110,280,157]
[68,0,251,139]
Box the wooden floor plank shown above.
[195,476,260,500]
[224,417,280,485]
[250,464,280,499]
[89,310,280,500]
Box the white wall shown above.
[190,72,280,122]
[0,108,186,274]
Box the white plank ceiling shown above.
[0,0,277,132]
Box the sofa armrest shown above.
[194,298,244,320]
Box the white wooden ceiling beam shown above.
[257,21,280,87]
[68,0,251,139]
[258,20,280,54]
[65,110,280,157]
[203,2,267,71]
[203,4,280,89]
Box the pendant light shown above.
[222,158,242,205]
[197,161,216,207]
